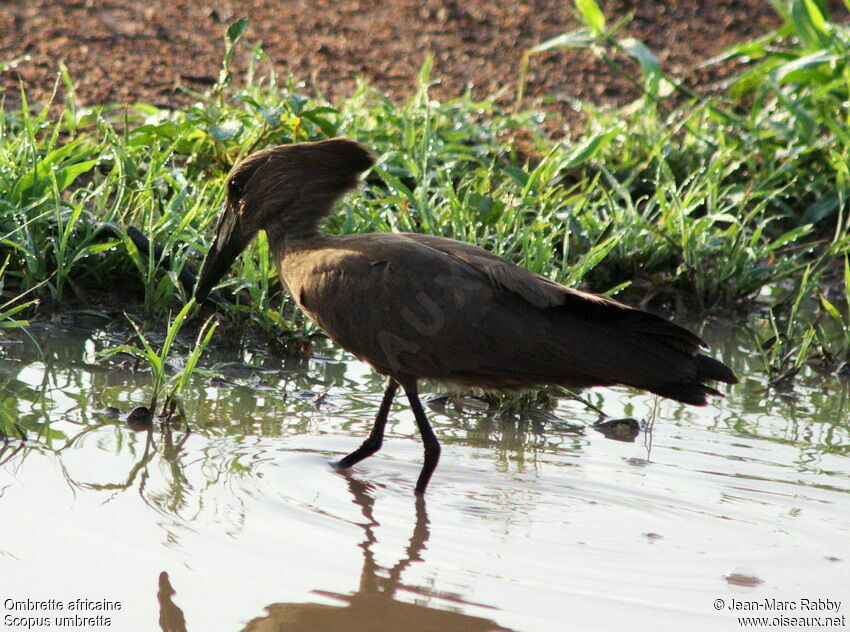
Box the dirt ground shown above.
[0,1,845,133]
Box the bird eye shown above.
[228,179,243,195]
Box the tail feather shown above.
[649,353,737,406]
[563,300,738,406]
[695,353,738,384]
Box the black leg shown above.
[404,384,441,495]
[336,380,398,470]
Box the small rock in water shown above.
[725,571,764,588]
[126,406,154,426]
[593,417,641,442]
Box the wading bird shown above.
[195,138,737,495]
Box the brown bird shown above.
[195,138,737,495]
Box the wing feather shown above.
[280,232,735,401]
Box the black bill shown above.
[195,205,252,303]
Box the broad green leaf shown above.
[803,0,828,33]
[376,167,414,199]
[802,192,840,223]
[55,159,99,192]
[301,108,340,137]
[574,0,606,35]
[560,130,618,169]
[502,165,529,187]
[790,0,831,49]
[226,18,249,45]
[619,37,660,75]
[469,192,504,225]
[210,120,243,143]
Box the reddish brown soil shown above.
[0,1,846,132]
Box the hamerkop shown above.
[195,138,737,495]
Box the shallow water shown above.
[1,320,848,632]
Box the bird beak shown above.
[195,204,251,302]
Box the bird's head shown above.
[195,138,375,302]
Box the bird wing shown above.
[282,234,504,378]
[281,233,732,397]
[400,233,567,309]
[400,233,706,352]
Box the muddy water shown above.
[1,321,848,632]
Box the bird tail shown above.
[650,353,738,405]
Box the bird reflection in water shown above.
[157,572,187,632]
[157,479,513,632]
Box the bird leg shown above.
[336,379,399,470]
[404,384,442,495]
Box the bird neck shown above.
[268,227,334,258]
[270,230,337,293]
[264,198,339,246]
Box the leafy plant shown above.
[99,300,218,417]
[816,257,850,365]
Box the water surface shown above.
[1,319,848,631]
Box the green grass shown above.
[1,1,849,384]
[98,299,219,418]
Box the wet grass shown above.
[99,299,218,418]
[1,2,849,388]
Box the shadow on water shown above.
[157,480,512,632]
